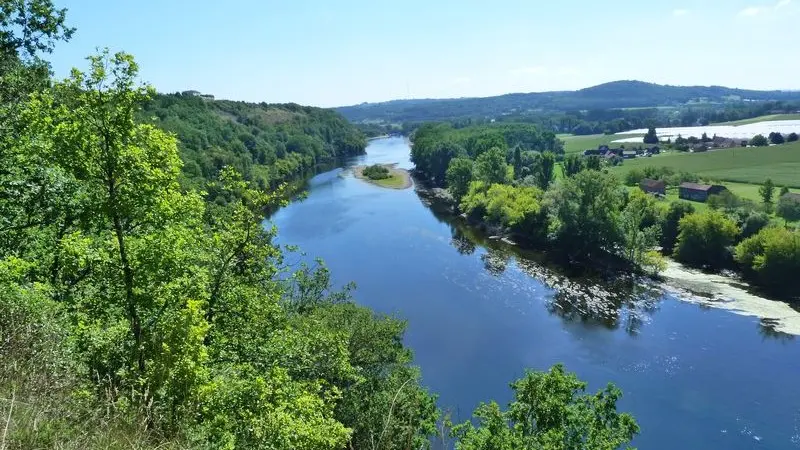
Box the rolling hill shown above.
[336,81,800,123]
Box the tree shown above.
[452,365,639,450]
[563,154,583,177]
[643,127,659,144]
[768,132,785,145]
[513,146,522,178]
[749,134,769,147]
[740,212,770,239]
[620,190,663,272]
[674,211,739,269]
[660,201,695,254]
[585,154,602,171]
[529,151,555,190]
[780,186,790,197]
[759,178,775,204]
[544,170,626,261]
[701,132,711,143]
[474,146,510,185]
[735,227,800,294]
[777,194,800,223]
[788,132,799,142]
[446,157,474,202]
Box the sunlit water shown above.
[269,137,800,449]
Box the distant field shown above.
[559,134,644,154]
[612,141,800,187]
[717,114,800,126]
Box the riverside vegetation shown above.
[411,122,800,296]
[0,1,640,449]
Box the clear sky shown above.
[49,0,800,107]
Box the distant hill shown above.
[335,81,800,123]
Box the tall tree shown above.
[446,157,474,202]
[759,178,775,204]
[474,147,509,185]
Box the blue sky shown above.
[49,0,799,107]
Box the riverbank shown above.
[413,176,800,335]
[353,163,413,189]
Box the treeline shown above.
[411,122,563,185]
[141,93,367,194]
[414,123,800,296]
[0,2,640,449]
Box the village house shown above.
[640,178,666,195]
[678,182,728,202]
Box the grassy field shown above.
[372,173,408,188]
[716,114,800,126]
[612,140,800,187]
[559,133,644,155]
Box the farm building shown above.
[640,178,666,195]
[678,182,728,202]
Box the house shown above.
[679,182,728,202]
[640,178,666,195]
[181,90,201,96]
[622,150,638,159]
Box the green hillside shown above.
[142,94,367,191]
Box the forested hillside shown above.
[141,94,366,192]
[336,80,800,126]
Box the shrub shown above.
[735,227,800,293]
[362,164,390,180]
[674,211,739,269]
[749,134,769,147]
[787,132,799,142]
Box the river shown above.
[269,137,800,449]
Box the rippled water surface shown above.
[269,137,800,449]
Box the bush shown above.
[749,134,769,147]
[777,194,800,223]
[624,168,646,186]
[788,132,799,142]
[769,132,785,145]
[674,211,739,269]
[362,164,390,180]
[660,201,695,254]
[735,227,800,293]
[740,212,770,239]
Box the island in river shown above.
[352,163,413,189]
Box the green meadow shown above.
[612,140,800,188]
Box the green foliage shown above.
[620,190,664,273]
[660,201,695,254]
[777,193,800,223]
[411,122,563,186]
[544,170,626,260]
[141,93,366,194]
[740,212,770,239]
[674,211,739,269]
[563,154,584,177]
[735,227,800,294]
[474,147,510,185]
[759,178,775,203]
[780,186,790,196]
[585,155,602,171]
[446,157,474,202]
[460,183,546,238]
[363,164,390,180]
[769,132,785,145]
[1,50,438,449]
[749,134,769,147]
[643,127,659,144]
[530,151,556,190]
[452,365,639,450]
[624,168,646,186]
[788,132,799,142]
